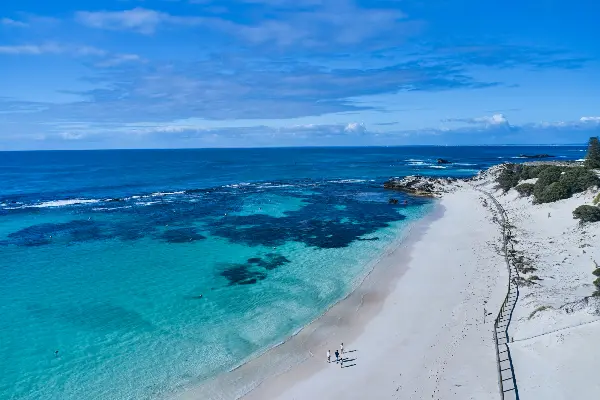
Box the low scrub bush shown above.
[515,183,535,196]
[573,205,600,223]
[535,181,570,203]
[495,163,599,203]
[593,192,600,205]
[528,305,552,319]
[533,167,600,204]
[560,167,600,193]
[520,164,554,180]
[496,164,522,192]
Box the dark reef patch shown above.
[209,192,410,249]
[3,179,431,250]
[6,220,108,247]
[220,253,291,285]
[220,265,267,286]
[160,227,206,243]
[247,253,291,270]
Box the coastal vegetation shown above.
[528,305,552,319]
[515,182,535,197]
[497,137,600,202]
[573,205,600,223]
[584,136,600,169]
[496,164,600,203]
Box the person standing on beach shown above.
[340,342,344,354]
[327,350,331,363]
[335,350,339,363]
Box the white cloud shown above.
[0,18,28,28]
[75,8,203,34]
[344,122,367,133]
[473,113,509,125]
[0,43,63,55]
[95,53,143,67]
[442,113,510,128]
[0,43,143,69]
[60,131,86,140]
[580,116,600,123]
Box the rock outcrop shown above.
[384,175,457,197]
[519,154,555,159]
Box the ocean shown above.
[0,146,585,399]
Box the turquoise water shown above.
[0,146,584,399]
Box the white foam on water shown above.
[150,191,185,197]
[135,201,161,206]
[30,199,101,208]
[327,179,367,184]
[255,183,295,189]
[429,165,447,169]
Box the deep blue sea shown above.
[0,146,585,399]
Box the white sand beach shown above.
[177,167,600,400]
[176,182,510,399]
[243,185,510,400]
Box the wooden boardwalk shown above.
[475,186,520,400]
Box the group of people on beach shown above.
[327,343,344,367]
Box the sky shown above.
[0,0,599,150]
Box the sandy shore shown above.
[175,184,509,399]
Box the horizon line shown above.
[0,143,590,152]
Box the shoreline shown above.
[172,201,444,400]
[174,184,510,399]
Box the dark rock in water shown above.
[107,198,122,202]
[388,198,399,204]
[384,175,456,197]
[437,158,452,164]
[519,154,555,159]
[357,237,379,241]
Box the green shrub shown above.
[515,183,535,196]
[520,165,553,180]
[536,181,570,203]
[573,205,600,223]
[496,164,522,192]
[559,167,600,193]
[594,277,600,288]
[593,268,600,277]
[584,136,600,169]
[532,166,599,203]
[593,192,600,205]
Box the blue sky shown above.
[1,0,599,149]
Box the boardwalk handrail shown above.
[475,186,520,400]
